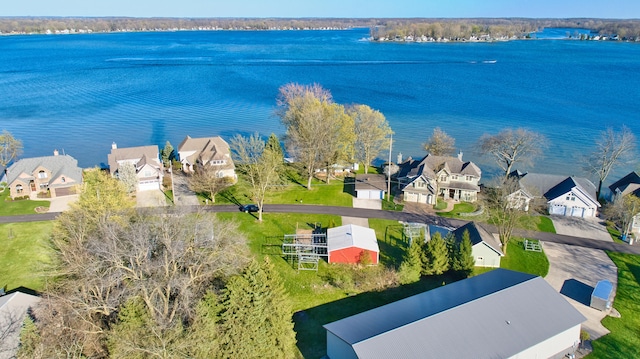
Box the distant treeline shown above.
[371,18,640,41]
[1,17,639,41]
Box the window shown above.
[16,184,23,194]
[439,175,447,182]
[61,177,66,183]
[417,182,425,188]
[466,176,472,181]
[38,170,47,179]
[451,175,458,180]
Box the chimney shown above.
[457,151,463,161]
[112,142,117,150]
[53,149,59,156]
[397,152,403,164]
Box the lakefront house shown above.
[397,152,481,205]
[107,143,164,192]
[6,150,83,199]
[177,135,236,179]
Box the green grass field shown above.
[0,221,54,291]
[0,188,50,216]
[588,252,640,358]
[437,202,478,218]
[500,237,549,277]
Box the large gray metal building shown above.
[324,269,586,359]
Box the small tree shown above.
[0,130,23,167]
[358,250,373,266]
[188,166,234,203]
[422,232,450,275]
[349,104,393,174]
[423,127,456,156]
[398,237,423,284]
[484,177,525,254]
[604,194,640,240]
[584,126,636,199]
[452,229,475,277]
[117,163,138,195]
[161,141,174,167]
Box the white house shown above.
[324,269,586,359]
[397,152,481,205]
[509,171,600,218]
[177,135,236,179]
[107,143,163,192]
[451,222,504,268]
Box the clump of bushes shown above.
[322,263,399,293]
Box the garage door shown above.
[369,190,382,199]
[55,187,72,197]
[138,180,159,191]
[571,207,584,217]
[550,205,566,215]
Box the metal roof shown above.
[327,224,379,253]
[0,291,40,359]
[324,269,586,359]
[592,280,614,300]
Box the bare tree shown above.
[0,130,23,167]
[603,194,640,240]
[116,163,138,195]
[277,83,353,188]
[423,127,455,156]
[478,128,547,179]
[231,132,285,221]
[584,126,636,199]
[188,166,234,203]
[483,177,525,254]
[349,104,392,174]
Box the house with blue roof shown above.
[509,170,600,218]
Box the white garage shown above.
[354,174,386,200]
[138,179,160,191]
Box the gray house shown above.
[397,152,481,205]
[509,171,600,218]
[324,269,585,359]
[452,222,503,268]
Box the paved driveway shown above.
[172,173,200,206]
[551,216,612,242]
[136,189,168,207]
[543,242,618,339]
[47,194,79,212]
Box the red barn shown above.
[327,224,379,265]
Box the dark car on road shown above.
[239,204,259,213]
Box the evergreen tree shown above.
[218,257,296,358]
[452,229,475,277]
[161,141,174,167]
[265,133,284,160]
[398,237,423,284]
[187,292,222,359]
[423,232,450,275]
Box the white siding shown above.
[472,243,501,268]
[508,324,580,359]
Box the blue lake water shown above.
[1,28,639,180]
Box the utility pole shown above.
[387,134,392,202]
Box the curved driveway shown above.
[3,204,639,255]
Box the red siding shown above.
[329,247,378,265]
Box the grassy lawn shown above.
[516,214,556,233]
[0,188,50,216]
[499,237,549,277]
[0,221,54,292]
[588,252,640,358]
[604,221,627,244]
[437,202,477,218]
[535,216,556,233]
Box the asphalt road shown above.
[4,204,640,255]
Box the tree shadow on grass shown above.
[343,176,356,196]
[293,273,459,359]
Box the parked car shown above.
[239,204,259,213]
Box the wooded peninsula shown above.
[1,17,640,41]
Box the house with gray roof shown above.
[397,152,481,205]
[0,291,40,359]
[177,135,236,179]
[6,150,82,199]
[107,143,163,192]
[354,174,386,200]
[324,269,585,359]
[452,222,503,267]
[509,171,600,218]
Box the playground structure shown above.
[282,227,328,271]
[403,222,428,245]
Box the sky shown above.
[4,0,640,19]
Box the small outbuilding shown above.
[452,222,504,268]
[327,224,379,265]
[354,174,386,200]
[590,280,614,311]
